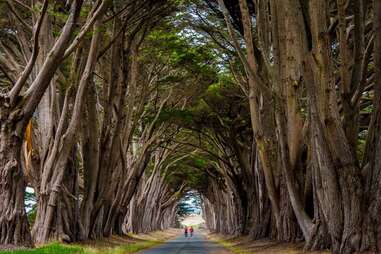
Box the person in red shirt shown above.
[189,226,194,237]
[184,226,188,237]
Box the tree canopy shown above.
[0,1,381,253]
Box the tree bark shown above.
[361,0,381,251]
[306,1,364,249]
[0,0,83,245]
[32,17,102,243]
[0,110,32,246]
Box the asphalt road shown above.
[138,232,231,254]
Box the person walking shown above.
[184,226,188,238]
[189,226,194,237]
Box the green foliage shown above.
[31,2,44,13]
[188,73,250,132]
[177,201,194,217]
[177,194,201,217]
[27,206,37,226]
[357,130,368,162]
[142,24,218,90]
[193,157,207,168]
[206,83,223,97]
[47,5,69,26]
[164,155,210,191]
[144,108,194,126]
[25,189,37,225]
[361,104,373,114]
[145,29,215,70]
[79,5,92,19]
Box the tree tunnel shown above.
[1,0,381,253]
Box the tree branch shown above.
[22,0,84,121]
[63,0,108,59]
[9,0,49,105]
[6,0,33,32]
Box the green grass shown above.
[0,243,84,254]
[213,238,247,254]
[0,240,161,254]
[82,240,160,254]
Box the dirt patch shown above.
[77,234,137,249]
[133,228,181,241]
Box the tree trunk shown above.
[249,153,272,239]
[361,1,381,251]
[0,113,32,246]
[306,1,365,252]
[80,79,101,240]
[32,157,80,243]
[33,16,102,243]
[0,0,83,246]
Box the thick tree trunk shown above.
[80,80,101,240]
[307,2,364,253]
[0,114,32,246]
[33,16,102,243]
[268,0,317,245]
[249,153,272,239]
[0,0,83,246]
[361,1,381,252]
[32,158,80,243]
[88,21,129,238]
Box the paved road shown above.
[139,232,231,254]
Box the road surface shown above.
[139,232,232,254]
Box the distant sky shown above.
[181,214,205,226]
[25,187,36,212]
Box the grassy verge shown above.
[211,238,247,254]
[0,243,83,254]
[0,229,181,254]
[208,233,332,254]
[81,240,160,254]
[0,240,160,254]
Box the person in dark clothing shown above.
[184,226,188,237]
